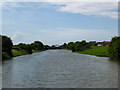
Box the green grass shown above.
[12,49,42,57]
[32,49,41,53]
[76,46,109,57]
[12,49,29,57]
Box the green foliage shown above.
[25,44,32,54]
[2,52,11,60]
[44,45,50,50]
[62,43,67,49]
[67,42,74,50]
[2,35,13,60]
[16,43,32,54]
[32,50,41,53]
[108,36,120,60]
[61,40,90,52]
[12,40,48,58]
[1,35,50,60]
[12,50,28,57]
[31,41,44,50]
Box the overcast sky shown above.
[1,2,118,45]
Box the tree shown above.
[74,41,81,51]
[31,41,44,50]
[25,44,32,54]
[61,40,90,52]
[79,40,89,51]
[51,45,56,49]
[17,43,32,54]
[44,45,50,50]
[17,43,27,49]
[67,42,74,50]
[2,35,13,60]
[62,43,67,49]
[0,35,1,60]
[108,36,120,60]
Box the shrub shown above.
[108,36,120,60]
[2,35,13,60]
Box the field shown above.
[76,46,109,57]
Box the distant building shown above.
[97,41,111,46]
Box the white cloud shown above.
[39,28,117,44]
[1,0,119,2]
[11,29,117,45]
[2,2,118,19]
[11,31,36,44]
[12,32,26,44]
[2,2,37,8]
[49,2,118,19]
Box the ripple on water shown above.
[2,50,118,88]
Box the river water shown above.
[2,50,118,88]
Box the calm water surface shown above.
[2,50,118,88]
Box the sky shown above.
[1,1,118,45]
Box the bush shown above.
[108,36,120,60]
[2,35,13,60]
[16,43,32,54]
[61,40,90,52]
[2,52,11,60]
[31,41,44,50]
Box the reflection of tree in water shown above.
[2,59,14,88]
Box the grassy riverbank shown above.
[12,49,29,57]
[12,49,42,57]
[32,50,41,53]
[76,46,109,57]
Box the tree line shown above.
[1,35,120,61]
[1,35,51,60]
[60,40,90,52]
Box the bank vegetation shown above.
[1,35,120,61]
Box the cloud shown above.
[39,28,117,44]
[11,28,117,45]
[2,2,118,19]
[12,32,26,44]
[2,2,38,8]
[11,31,37,44]
[49,2,118,19]
[1,0,119,2]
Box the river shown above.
[2,50,118,88]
